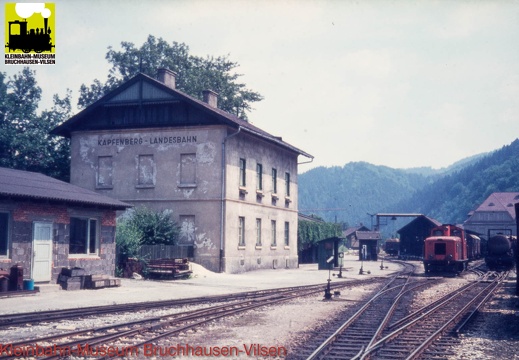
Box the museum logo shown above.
[4,3,55,65]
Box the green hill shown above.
[298,162,431,227]
[395,139,519,223]
[298,139,519,229]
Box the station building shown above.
[52,69,313,273]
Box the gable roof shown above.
[343,225,370,237]
[397,215,441,234]
[51,72,313,159]
[0,167,131,210]
[472,192,519,219]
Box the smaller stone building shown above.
[0,167,130,283]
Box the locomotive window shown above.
[434,243,446,255]
[433,230,444,236]
[10,24,21,35]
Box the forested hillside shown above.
[395,139,519,224]
[298,139,519,228]
[298,162,432,227]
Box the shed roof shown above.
[0,167,131,209]
[51,72,313,159]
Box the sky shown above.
[4,0,519,173]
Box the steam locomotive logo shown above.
[4,3,55,54]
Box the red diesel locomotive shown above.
[423,224,480,273]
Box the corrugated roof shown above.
[0,167,131,209]
[51,73,313,159]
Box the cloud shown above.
[15,3,52,19]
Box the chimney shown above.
[202,89,218,108]
[157,68,177,89]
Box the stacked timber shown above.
[146,258,192,279]
[58,268,121,290]
[84,274,121,289]
[58,267,85,290]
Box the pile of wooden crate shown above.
[58,267,121,290]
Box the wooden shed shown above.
[343,225,370,249]
[357,231,381,261]
[317,237,342,270]
[397,215,441,258]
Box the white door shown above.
[32,222,53,282]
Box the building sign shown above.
[97,135,198,147]
[4,3,56,65]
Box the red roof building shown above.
[463,192,519,238]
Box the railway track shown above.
[0,280,381,328]
[0,278,387,359]
[296,269,507,360]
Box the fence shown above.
[138,244,194,260]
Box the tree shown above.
[78,35,263,120]
[0,68,71,181]
[117,207,180,247]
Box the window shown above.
[284,222,290,246]
[434,243,446,255]
[180,153,196,185]
[0,213,8,256]
[97,156,113,188]
[256,163,263,190]
[239,158,246,187]
[272,168,277,194]
[137,154,155,187]
[271,220,277,246]
[285,172,290,197]
[70,218,98,255]
[238,217,245,246]
[256,218,262,246]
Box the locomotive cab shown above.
[423,225,468,273]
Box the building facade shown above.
[52,69,312,273]
[463,192,519,238]
[0,167,130,282]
